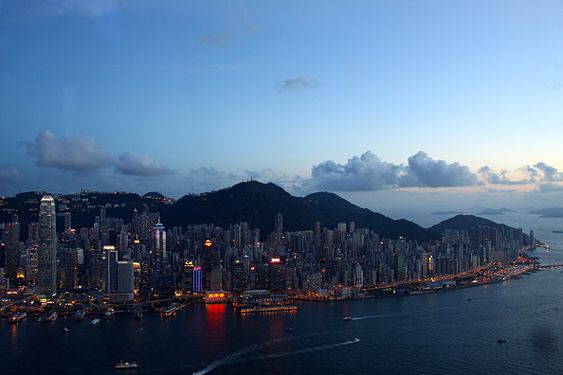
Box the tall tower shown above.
[274,213,283,243]
[37,195,57,296]
[4,215,20,281]
[153,222,166,272]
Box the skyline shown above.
[2,1,563,209]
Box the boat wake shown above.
[249,338,361,360]
[191,337,288,375]
[191,336,360,374]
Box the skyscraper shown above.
[37,195,57,296]
[3,215,20,281]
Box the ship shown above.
[114,360,140,370]
[38,311,58,322]
[161,304,179,318]
[73,309,86,321]
[237,305,298,314]
[91,318,101,325]
[9,312,27,324]
[342,316,353,321]
[103,308,115,320]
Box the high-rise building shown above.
[37,195,57,296]
[103,245,118,293]
[4,215,20,281]
[117,260,134,301]
[64,212,72,231]
[152,222,166,272]
[275,213,284,243]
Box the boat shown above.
[497,339,507,344]
[342,316,353,321]
[38,311,58,322]
[9,312,27,324]
[104,308,115,320]
[285,327,296,332]
[63,327,70,334]
[91,318,101,325]
[552,230,563,234]
[161,304,179,318]
[73,309,86,321]
[114,360,140,370]
[134,308,143,319]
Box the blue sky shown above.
[1,0,563,214]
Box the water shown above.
[4,212,563,374]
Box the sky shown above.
[1,0,563,215]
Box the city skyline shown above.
[1,1,563,210]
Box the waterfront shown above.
[3,212,563,375]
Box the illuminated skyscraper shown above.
[37,195,57,296]
[153,222,166,272]
[3,215,20,281]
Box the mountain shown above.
[430,214,526,237]
[529,208,563,218]
[161,181,441,241]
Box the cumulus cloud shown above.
[302,151,478,192]
[306,151,401,191]
[276,76,320,92]
[478,166,534,185]
[26,130,114,171]
[115,152,175,176]
[401,151,478,188]
[480,163,563,186]
[26,130,174,176]
[534,162,563,181]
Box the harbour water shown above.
[3,212,563,375]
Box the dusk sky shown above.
[2,0,563,216]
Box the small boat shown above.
[9,312,27,324]
[497,339,507,344]
[91,318,101,325]
[114,360,140,370]
[38,311,58,322]
[285,327,296,332]
[104,308,115,320]
[342,316,353,321]
[63,327,70,334]
[73,309,86,321]
[134,308,143,319]
[467,298,472,302]
[161,304,179,318]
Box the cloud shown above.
[26,130,174,176]
[26,130,114,171]
[115,152,175,176]
[537,183,563,193]
[401,151,479,188]
[276,76,320,92]
[302,151,477,192]
[534,162,563,181]
[478,166,534,185]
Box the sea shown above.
[3,211,563,375]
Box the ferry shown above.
[9,312,27,324]
[134,308,143,319]
[342,316,353,322]
[114,360,140,370]
[91,318,101,325]
[237,305,298,314]
[161,304,179,318]
[73,309,86,321]
[38,311,58,322]
[103,308,115,320]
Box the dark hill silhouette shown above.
[162,181,440,241]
